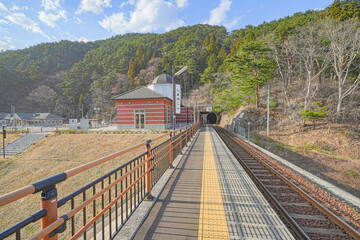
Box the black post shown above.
[2,126,6,158]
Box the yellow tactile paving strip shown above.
[198,126,230,240]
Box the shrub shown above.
[300,101,328,129]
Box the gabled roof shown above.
[15,113,64,120]
[0,113,9,120]
[112,86,171,100]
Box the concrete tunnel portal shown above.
[207,112,217,124]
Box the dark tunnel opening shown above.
[207,112,217,124]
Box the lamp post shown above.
[94,107,100,128]
[2,125,6,158]
[172,65,188,130]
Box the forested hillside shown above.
[0,0,359,128]
[0,40,100,112]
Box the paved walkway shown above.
[133,126,294,240]
[0,133,47,155]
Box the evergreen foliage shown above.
[300,101,329,128]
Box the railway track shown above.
[214,126,360,240]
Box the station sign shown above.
[176,85,181,114]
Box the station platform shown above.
[132,125,294,240]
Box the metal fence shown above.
[0,123,201,240]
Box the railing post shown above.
[169,132,173,168]
[185,126,188,146]
[179,129,182,154]
[41,187,58,240]
[146,140,153,200]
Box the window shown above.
[165,106,168,124]
[134,110,145,129]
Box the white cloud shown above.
[0,36,15,50]
[63,32,89,42]
[0,2,8,12]
[23,6,28,10]
[0,19,8,24]
[6,13,49,39]
[175,0,188,8]
[76,37,89,42]
[99,0,186,34]
[39,9,66,28]
[76,0,111,15]
[224,15,242,29]
[120,0,135,8]
[75,17,82,23]
[41,0,61,11]
[204,0,232,25]
[10,3,20,11]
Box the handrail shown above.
[0,133,169,207]
[0,122,201,240]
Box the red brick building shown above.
[113,72,193,130]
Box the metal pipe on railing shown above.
[146,140,152,199]
[169,132,173,168]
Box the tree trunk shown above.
[304,72,312,109]
[336,77,343,121]
[255,85,259,108]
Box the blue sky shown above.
[0,0,334,51]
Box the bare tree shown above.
[266,34,295,98]
[288,22,329,110]
[323,18,360,121]
[27,85,57,112]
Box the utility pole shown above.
[94,107,100,128]
[81,104,84,119]
[267,84,270,137]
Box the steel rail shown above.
[213,126,309,240]
[215,126,360,240]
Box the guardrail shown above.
[0,123,201,240]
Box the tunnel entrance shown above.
[207,112,217,124]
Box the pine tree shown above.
[151,50,157,59]
[347,2,360,19]
[203,35,209,48]
[300,101,328,129]
[329,0,342,19]
[246,32,256,42]
[145,46,152,60]
[229,41,275,108]
[136,45,144,59]
[78,94,85,118]
[208,33,217,54]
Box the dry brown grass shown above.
[0,132,165,238]
[256,122,360,196]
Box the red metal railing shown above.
[0,123,201,240]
